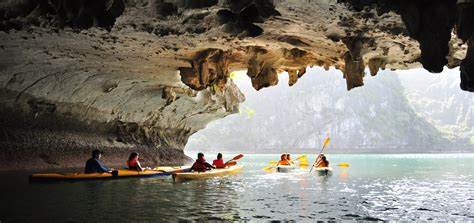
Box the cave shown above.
[0,0,473,170]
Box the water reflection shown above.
[0,154,474,221]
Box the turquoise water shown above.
[1,154,474,221]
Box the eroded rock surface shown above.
[0,0,473,169]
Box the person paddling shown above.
[127,152,150,171]
[314,154,329,168]
[277,153,291,166]
[85,149,111,173]
[212,153,226,168]
[190,153,215,172]
[286,153,295,165]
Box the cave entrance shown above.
[185,67,473,155]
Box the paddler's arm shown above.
[96,160,111,173]
[205,162,215,169]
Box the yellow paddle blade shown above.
[298,159,308,163]
[337,163,350,167]
[263,166,273,171]
[322,136,331,148]
[269,161,278,165]
[296,154,307,160]
[299,163,310,168]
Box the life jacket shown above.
[317,160,329,167]
[212,159,225,168]
[278,159,291,166]
[191,158,208,171]
[127,157,139,169]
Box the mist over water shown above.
[1,154,473,221]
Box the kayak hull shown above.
[29,167,187,182]
[276,165,295,173]
[313,167,333,175]
[173,165,243,180]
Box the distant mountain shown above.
[186,68,469,154]
[398,68,474,148]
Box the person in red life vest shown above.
[212,153,226,168]
[127,152,149,171]
[190,152,215,172]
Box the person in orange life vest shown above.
[286,153,295,165]
[212,153,226,168]
[315,154,329,168]
[190,153,215,172]
[277,153,291,166]
[127,152,149,171]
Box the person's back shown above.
[84,149,110,173]
[191,153,214,172]
[212,153,225,168]
[277,154,291,166]
[316,156,329,168]
[127,152,143,171]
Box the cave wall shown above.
[0,0,473,169]
[339,0,474,91]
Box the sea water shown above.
[0,154,473,221]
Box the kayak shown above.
[276,165,295,173]
[313,166,333,175]
[29,166,188,182]
[172,165,243,181]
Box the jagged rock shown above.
[250,64,278,90]
[223,79,245,112]
[286,68,306,86]
[341,37,366,90]
[343,51,365,90]
[179,49,231,91]
[149,0,178,17]
[0,0,125,30]
[461,39,474,91]
[368,57,386,76]
[217,0,280,37]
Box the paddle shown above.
[298,159,308,163]
[224,154,244,166]
[309,136,331,173]
[269,161,278,165]
[263,166,274,171]
[265,154,308,170]
[337,163,350,168]
[295,154,307,160]
[299,163,310,168]
[225,161,237,166]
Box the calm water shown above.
[1,154,474,221]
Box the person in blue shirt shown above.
[85,149,111,173]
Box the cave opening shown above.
[185,67,474,156]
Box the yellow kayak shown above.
[29,166,187,182]
[172,165,243,181]
[313,166,333,175]
[276,164,296,173]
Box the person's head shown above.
[197,152,204,159]
[92,149,102,159]
[287,154,291,160]
[280,154,287,160]
[321,156,327,162]
[129,152,139,161]
[217,153,222,160]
